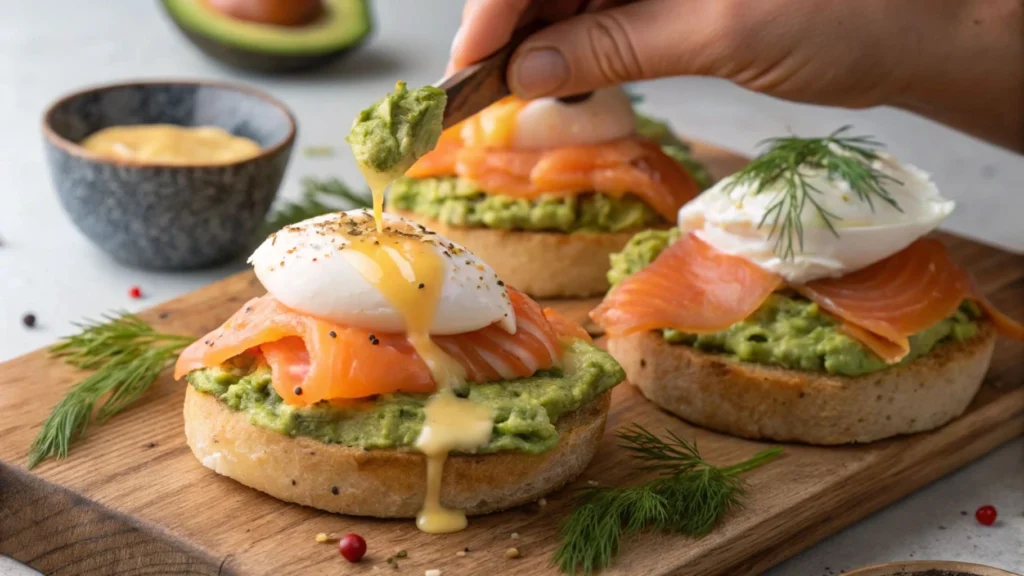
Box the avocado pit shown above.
[204,0,323,27]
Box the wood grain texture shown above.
[1,143,1021,576]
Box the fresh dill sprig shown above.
[724,126,903,260]
[554,424,782,575]
[28,312,193,469]
[263,176,372,234]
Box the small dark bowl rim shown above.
[42,78,297,169]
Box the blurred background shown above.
[0,3,1021,573]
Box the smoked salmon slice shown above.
[406,136,698,222]
[976,299,1024,340]
[543,307,593,344]
[590,233,784,336]
[796,238,999,362]
[592,234,1024,365]
[405,123,464,178]
[175,288,571,406]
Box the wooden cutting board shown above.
[1,143,1022,576]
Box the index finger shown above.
[448,0,532,74]
[446,0,584,75]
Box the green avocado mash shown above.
[389,177,662,233]
[347,81,447,174]
[187,339,624,454]
[609,229,982,377]
[634,113,713,189]
[385,110,712,233]
[608,227,682,286]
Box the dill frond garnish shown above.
[553,424,782,574]
[27,313,192,468]
[724,126,902,260]
[263,176,372,234]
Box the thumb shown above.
[507,0,715,98]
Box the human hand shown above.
[447,0,1023,150]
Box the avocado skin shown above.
[162,0,373,74]
[173,27,367,73]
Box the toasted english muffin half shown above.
[184,386,610,517]
[607,323,997,445]
[389,209,667,299]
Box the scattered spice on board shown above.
[21,313,36,328]
[338,533,367,562]
[975,505,997,526]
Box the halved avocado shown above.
[162,0,372,73]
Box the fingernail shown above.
[512,48,569,97]
[450,25,465,57]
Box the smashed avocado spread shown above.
[633,112,713,189]
[609,229,982,377]
[187,339,624,454]
[389,177,662,233]
[386,112,712,233]
[347,81,446,174]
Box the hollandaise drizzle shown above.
[358,166,394,235]
[341,171,494,534]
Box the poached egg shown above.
[678,151,955,283]
[462,86,636,149]
[250,210,515,335]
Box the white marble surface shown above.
[0,1,1021,575]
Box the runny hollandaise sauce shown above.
[80,124,262,165]
[343,164,495,534]
[416,393,493,533]
[359,166,399,235]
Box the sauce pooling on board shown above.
[80,124,261,164]
[348,137,494,534]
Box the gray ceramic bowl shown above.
[43,80,296,270]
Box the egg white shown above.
[250,211,515,335]
[512,86,636,149]
[678,152,955,282]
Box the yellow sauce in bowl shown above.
[80,124,262,165]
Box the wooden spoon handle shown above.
[434,22,545,130]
